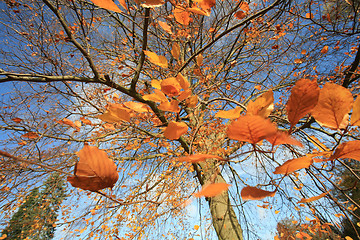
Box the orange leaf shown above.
[151,79,161,89]
[351,96,360,126]
[215,107,243,119]
[176,73,190,90]
[90,0,121,12]
[193,183,231,198]
[173,8,193,25]
[59,118,78,129]
[67,145,119,191]
[241,186,276,200]
[141,0,164,7]
[235,10,246,20]
[178,89,192,101]
[294,59,303,64]
[21,132,39,139]
[286,78,320,130]
[329,140,360,161]
[80,117,92,125]
[321,46,329,54]
[247,90,274,118]
[239,2,250,12]
[197,0,215,10]
[273,155,313,175]
[124,101,149,113]
[143,89,168,103]
[163,121,188,140]
[177,154,223,163]
[186,95,198,108]
[143,50,168,68]
[158,100,180,112]
[171,43,180,60]
[12,117,22,123]
[298,191,330,203]
[187,7,210,16]
[158,21,172,34]
[311,83,353,130]
[227,115,277,144]
[161,77,182,97]
[266,131,303,147]
[97,103,131,123]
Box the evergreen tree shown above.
[1,173,67,240]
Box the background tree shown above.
[1,173,66,239]
[0,0,360,239]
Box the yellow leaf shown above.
[151,79,161,89]
[141,0,164,8]
[143,50,168,68]
[194,225,200,230]
[123,101,149,113]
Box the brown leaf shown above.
[286,78,320,130]
[163,121,188,140]
[235,10,246,20]
[247,90,274,118]
[298,191,330,203]
[12,117,22,123]
[227,115,277,144]
[91,0,121,12]
[67,145,119,191]
[273,155,313,175]
[329,140,360,161]
[177,154,223,163]
[21,132,39,139]
[193,183,231,198]
[241,186,276,200]
[321,46,329,54]
[311,83,353,129]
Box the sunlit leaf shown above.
[187,7,210,16]
[141,0,164,8]
[286,78,320,130]
[161,77,182,97]
[97,103,131,123]
[227,115,277,144]
[173,8,193,25]
[124,101,149,113]
[186,95,198,108]
[143,89,168,103]
[67,144,119,191]
[21,132,39,139]
[350,96,360,126]
[151,79,161,89]
[163,121,188,140]
[273,155,313,175]
[177,154,223,163]
[59,118,78,129]
[266,131,303,147]
[90,0,122,12]
[247,90,274,118]
[193,183,231,198]
[178,89,192,101]
[158,100,180,113]
[143,50,168,68]
[329,140,360,161]
[298,191,330,203]
[158,21,172,34]
[241,186,276,200]
[311,83,353,129]
[176,73,190,90]
[239,2,250,12]
[196,54,203,66]
[215,107,243,119]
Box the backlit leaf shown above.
[273,155,313,175]
[241,186,276,200]
[161,77,182,97]
[143,50,168,68]
[227,115,277,144]
[90,0,121,12]
[97,103,131,123]
[247,90,274,118]
[176,73,190,90]
[21,132,39,139]
[163,121,188,140]
[178,89,192,101]
[158,21,172,34]
[173,8,193,25]
[151,79,161,89]
[143,89,168,103]
[350,96,360,126]
[177,154,223,163]
[311,83,353,129]
[158,100,180,112]
[187,7,210,16]
[67,145,118,191]
[141,0,164,8]
[286,78,320,130]
[124,101,149,113]
[329,140,360,161]
[298,191,330,203]
[193,183,231,198]
[266,131,303,147]
[215,107,242,119]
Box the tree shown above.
[1,173,67,239]
[0,0,360,239]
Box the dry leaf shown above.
[193,183,231,198]
[241,186,276,200]
[273,155,313,175]
[67,145,119,191]
[177,154,223,163]
[311,83,353,130]
[215,107,243,119]
[12,117,22,123]
[21,132,39,139]
[163,121,188,140]
[91,0,122,12]
[227,115,277,144]
[186,95,198,108]
[329,140,360,161]
[247,90,274,118]
[286,78,320,130]
[298,191,330,203]
[235,10,246,20]
[143,50,168,68]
